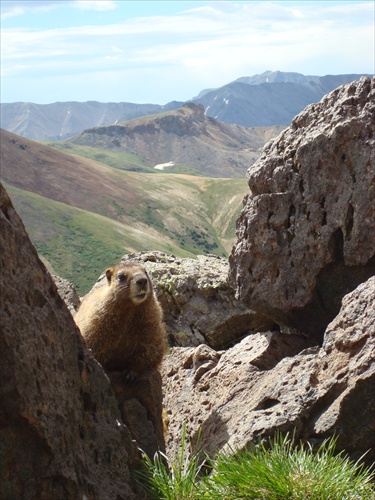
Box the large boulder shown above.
[229,76,375,338]
[121,251,274,349]
[162,277,375,465]
[0,182,140,499]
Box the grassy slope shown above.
[2,130,247,293]
[6,185,196,294]
[7,174,245,294]
[42,142,157,173]
[44,141,208,176]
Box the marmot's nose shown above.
[136,278,148,288]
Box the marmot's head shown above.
[105,263,151,305]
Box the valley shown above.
[1,129,247,293]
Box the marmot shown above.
[74,262,167,381]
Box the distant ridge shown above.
[1,71,371,140]
[193,70,319,98]
[67,102,284,178]
[233,70,320,85]
[192,72,372,127]
[0,100,182,142]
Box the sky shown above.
[1,0,374,104]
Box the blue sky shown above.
[1,0,374,104]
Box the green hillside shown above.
[43,142,156,173]
[2,129,247,294]
[6,185,196,294]
[43,141,211,176]
[6,171,246,294]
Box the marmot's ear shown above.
[105,267,114,282]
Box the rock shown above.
[122,251,274,349]
[53,273,81,315]
[229,76,375,338]
[108,369,165,459]
[312,276,375,459]
[0,182,140,499]
[162,277,375,465]
[162,333,316,459]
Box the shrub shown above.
[136,424,205,500]
[136,430,375,500]
[204,433,375,500]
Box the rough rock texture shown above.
[0,182,140,499]
[229,76,375,338]
[162,277,375,465]
[122,251,274,349]
[109,370,165,459]
[53,273,81,315]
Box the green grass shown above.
[136,431,375,500]
[43,142,206,176]
[136,424,206,500]
[160,164,206,176]
[5,184,195,294]
[200,179,244,243]
[42,142,156,173]
[204,434,375,499]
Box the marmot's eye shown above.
[117,273,127,282]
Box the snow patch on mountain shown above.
[154,161,175,170]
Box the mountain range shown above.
[193,72,372,126]
[1,71,371,141]
[0,100,182,142]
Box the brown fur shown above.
[74,263,167,379]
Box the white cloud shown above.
[1,1,373,103]
[0,0,116,20]
[73,0,116,11]
[1,1,67,19]
[111,46,123,54]
[1,6,25,20]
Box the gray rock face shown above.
[229,76,375,338]
[122,251,274,349]
[162,277,375,465]
[53,273,81,315]
[108,369,165,460]
[0,182,139,499]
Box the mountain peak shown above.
[193,73,372,127]
[234,70,319,85]
[68,105,283,178]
